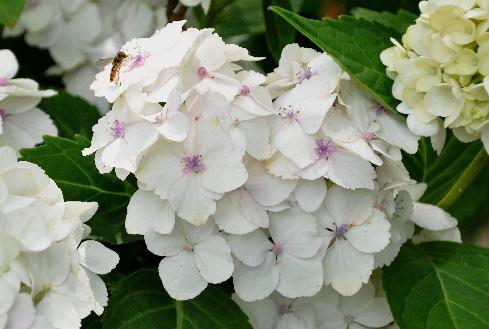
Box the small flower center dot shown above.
[182,154,205,174]
[279,304,291,315]
[374,203,385,212]
[0,109,7,120]
[240,85,250,96]
[315,138,337,159]
[198,66,208,79]
[374,103,387,116]
[110,120,126,138]
[335,224,349,238]
[363,131,375,140]
[0,78,8,86]
[129,51,150,70]
[272,244,283,255]
[344,314,354,323]
[297,67,315,83]
[183,243,193,251]
[279,106,300,121]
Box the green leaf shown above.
[402,135,489,216]
[264,1,296,62]
[269,6,403,117]
[383,242,489,329]
[103,269,252,329]
[351,8,416,35]
[39,91,101,140]
[0,0,25,27]
[20,135,138,245]
[213,0,265,38]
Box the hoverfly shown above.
[96,51,129,85]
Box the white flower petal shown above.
[228,229,273,267]
[276,253,323,298]
[411,202,458,230]
[194,236,233,284]
[294,179,327,212]
[233,255,279,302]
[345,209,391,253]
[144,223,186,257]
[78,240,119,275]
[126,190,175,235]
[158,252,207,300]
[323,240,374,296]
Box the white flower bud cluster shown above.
[0,146,119,329]
[0,49,57,153]
[3,0,210,110]
[85,22,461,329]
[381,0,489,153]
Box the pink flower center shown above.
[182,154,205,174]
[0,109,7,120]
[374,203,385,212]
[344,314,354,323]
[0,78,8,86]
[279,304,291,315]
[198,66,208,79]
[374,103,387,116]
[315,138,337,159]
[154,110,168,125]
[129,51,150,70]
[272,244,283,255]
[363,131,375,140]
[240,85,250,96]
[297,67,316,83]
[110,120,126,138]
[183,243,193,251]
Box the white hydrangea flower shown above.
[214,159,297,235]
[381,0,489,153]
[0,146,119,329]
[232,292,322,329]
[230,208,323,301]
[82,98,159,179]
[145,219,233,300]
[135,122,247,225]
[317,282,393,329]
[316,186,391,296]
[0,49,57,152]
[268,66,339,168]
[266,43,342,98]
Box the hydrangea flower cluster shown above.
[0,49,57,153]
[381,0,489,153]
[3,0,210,110]
[0,146,119,329]
[85,22,461,328]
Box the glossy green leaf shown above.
[103,269,252,329]
[269,6,402,116]
[39,91,101,139]
[264,0,296,62]
[0,0,25,27]
[383,242,489,329]
[351,8,416,35]
[20,135,138,245]
[402,135,489,218]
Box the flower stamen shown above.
[181,154,205,174]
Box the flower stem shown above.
[437,148,489,210]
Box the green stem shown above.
[437,148,489,210]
